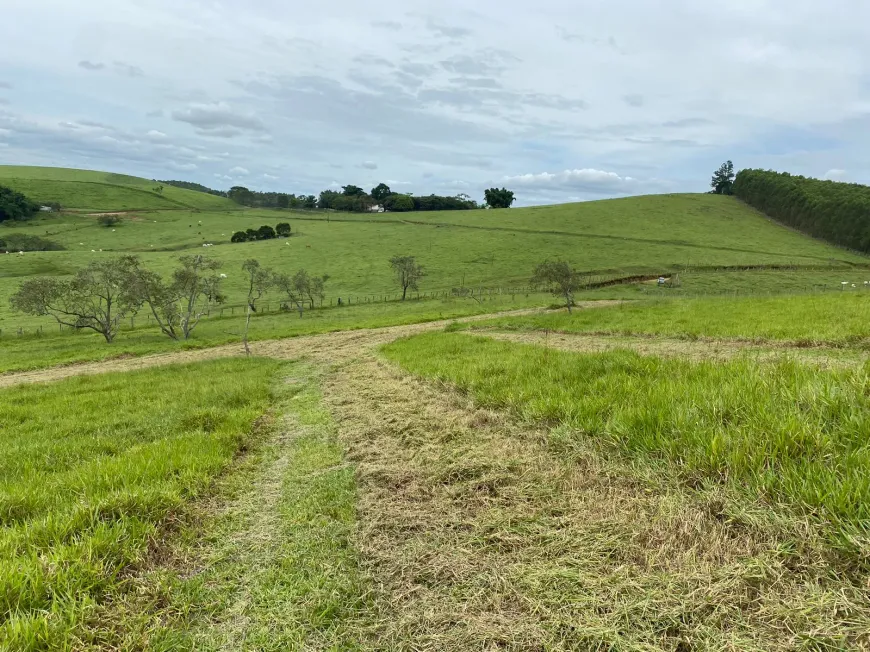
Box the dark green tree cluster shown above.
[226,186,317,209]
[484,187,516,209]
[733,169,870,252]
[0,185,40,222]
[318,183,481,213]
[230,223,291,243]
[710,161,735,195]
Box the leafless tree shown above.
[241,259,273,355]
[389,255,425,300]
[10,256,142,342]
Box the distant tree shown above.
[389,255,425,300]
[0,234,64,253]
[306,274,329,308]
[169,255,225,339]
[302,195,317,209]
[274,269,309,317]
[256,225,277,240]
[245,228,259,240]
[484,187,516,209]
[531,260,583,312]
[318,190,340,209]
[383,193,415,212]
[710,161,735,195]
[153,185,164,195]
[0,185,40,222]
[127,255,225,341]
[342,185,366,197]
[97,214,121,227]
[371,183,392,203]
[241,259,273,355]
[275,222,292,237]
[231,231,249,243]
[276,193,290,209]
[228,186,256,206]
[10,256,142,342]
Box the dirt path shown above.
[0,305,620,388]
[319,353,870,649]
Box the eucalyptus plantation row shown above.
[733,169,870,253]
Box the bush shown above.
[0,185,40,222]
[97,214,121,227]
[0,234,65,252]
[257,225,277,240]
[230,224,285,243]
[231,231,249,243]
[383,194,415,212]
[276,222,291,237]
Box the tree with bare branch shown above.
[389,255,424,300]
[241,259,273,354]
[10,256,142,342]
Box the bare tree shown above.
[274,268,327,317]
[306,274,329,309]
[241,259,272,355]
[10,256,142,342]
[389,255,425,300]
[531,260,583,312]
[127,255,225,340]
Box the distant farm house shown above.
[369,204,385,213]
[39,205,53,212]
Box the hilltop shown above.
[0,166,239,211]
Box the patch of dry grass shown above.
[325,355,870,650]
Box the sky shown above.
[1,0,869,206]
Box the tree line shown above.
[732,169,870,253]
[160,180,516,212]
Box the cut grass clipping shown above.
[0,357,280,650]
[476,292,870,346]
[383,332,870,568]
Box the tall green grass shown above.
[383,333,870,565]
[0,358,280,650]
[476,292,870,345]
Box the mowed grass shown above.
[476,292,870,346]
[384,333,870,566]
[0,166,238,211]
[0,358,281,650]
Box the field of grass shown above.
[383,332,870,567]
[0,293,547,374]
[0,166,238,211]
[473,292,870,345]
[0,357,281,650]
[3,180,868,334]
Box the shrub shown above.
[0,234,65,252]
[97,214,121,227]
[276,222,291,237]
[231,231,249,243]
[0,185,40,222]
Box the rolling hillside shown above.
[2,169,868,333]
[0,166,239,211]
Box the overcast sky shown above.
[2,0,869,206]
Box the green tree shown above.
[228,186,256,206]
[383,193,415,212]
[484,187,516,209]
[256,225,277,240]
[342,185,366,197]
[389,255,425,300]
[10,256,142,342]
[275,222,292,237]
[0,185,39,222]
[276,193,290,209]
[531,260,583,312]
[231,231,249,243]
[710,160,735,195]
[241,259,273,355]
[371,183,392,202]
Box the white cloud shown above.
[170,161,197,171]
[263,173,278,180]
[230,166,249,175]
[504,168,636,191]
[173,102,266,133]
[147,130,167,139]
[824,168,847,180]
[361,161,378,170]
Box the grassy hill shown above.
[2,170,868,333]
[0,166,239,211]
